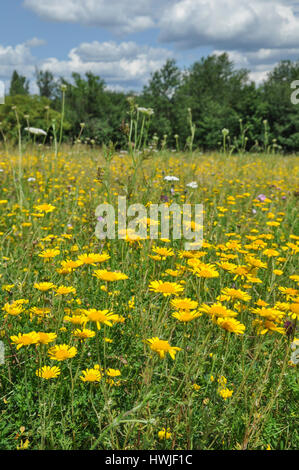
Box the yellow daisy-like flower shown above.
[38,249,60,260]
[245,255,267,269]
[34,282,56,292]
[93,269,128,282]
[77,252,110,265]
[37,332,57,345]
[199,303,238,319]
[72,328,96,340]
[216,317,246,335]
[146,337,182,359]
[10,331,40,350]
[217,288,251,303]
[149,280,184,296]
[57,259,82,274]
[36,365,61,379]
[278,287,298,300]
[251,307,285,322]
[106,368,121,377]
[84,309,119,330]
[63,312,87,325]
[172,310,201,322]
[151,246,174,259]
[55,285,76,296]
[158,427,172,440]
[80,367,102,382]
[252,319,285,335]
[171,297,198,311]
[192,263,219,278]
[34,203,56,213]
[3,302,24,317]
[48,344,77,361]
[263,249,279,257]
[289,303,299,320]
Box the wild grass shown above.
[0,143,298,450]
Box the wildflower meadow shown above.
[0,108,298,451]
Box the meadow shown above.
[0,141,298,450]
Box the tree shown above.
[9,70,29,96]
[35,69,57,99]
[140,59,181,143]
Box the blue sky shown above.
[0,0,299,93]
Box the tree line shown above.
[1,53,299,152]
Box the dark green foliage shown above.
[9,70,29,96]
[2,55,299,152]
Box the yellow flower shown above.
[252,319,285,335]
[38,249,60,260]
[106,368,121,377]
[3,302,24,317]
[217,288,251,302]
[263,249,279,257]
[36,366,61,379]
[192,263,219,278]
[10,331,40,350]
[199,303,238,319]
[77,252,110,265]
[93,270,128,282]
[192,383,201,391]
[34,204,56,213]
[72,328,96,340]
[172,310,201,322]
[158,427,172,440]
[34,282,56,292]
[17,439,30,450]
[217,317,246,335]
[55,285,76,296]
[2,284,15,292]
[149,280,184,296]
[146,337,182,359]
[37,332,57,344]
[171,297,198,311]
[218,387,233,400]
[289,303,299,320]
[152,246,174,258]
[48,344,77,361]
[80,367,102,382]
[84,309,119,330]
[251,307,285,322]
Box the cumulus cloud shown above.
[0,41,39,80]
[0,38,172,92]
[214,47,299,84]
[23,0,171,34]
[159,0,299,51]
[40,41,173,89]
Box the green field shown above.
[0,145,298,450]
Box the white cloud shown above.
[0,38,172,92]
[214,47,299,84]
[159,0,299,51]
[23,0,170,34]
[0,43,36,79]
[40,41,173,89]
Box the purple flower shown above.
[257,194,266,202]
[160,195,169,202]
[97,216,104,222]
[284,321,295,337]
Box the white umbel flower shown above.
[186,181,198,189]
[25,127,47,136]
[164,175,179,182]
